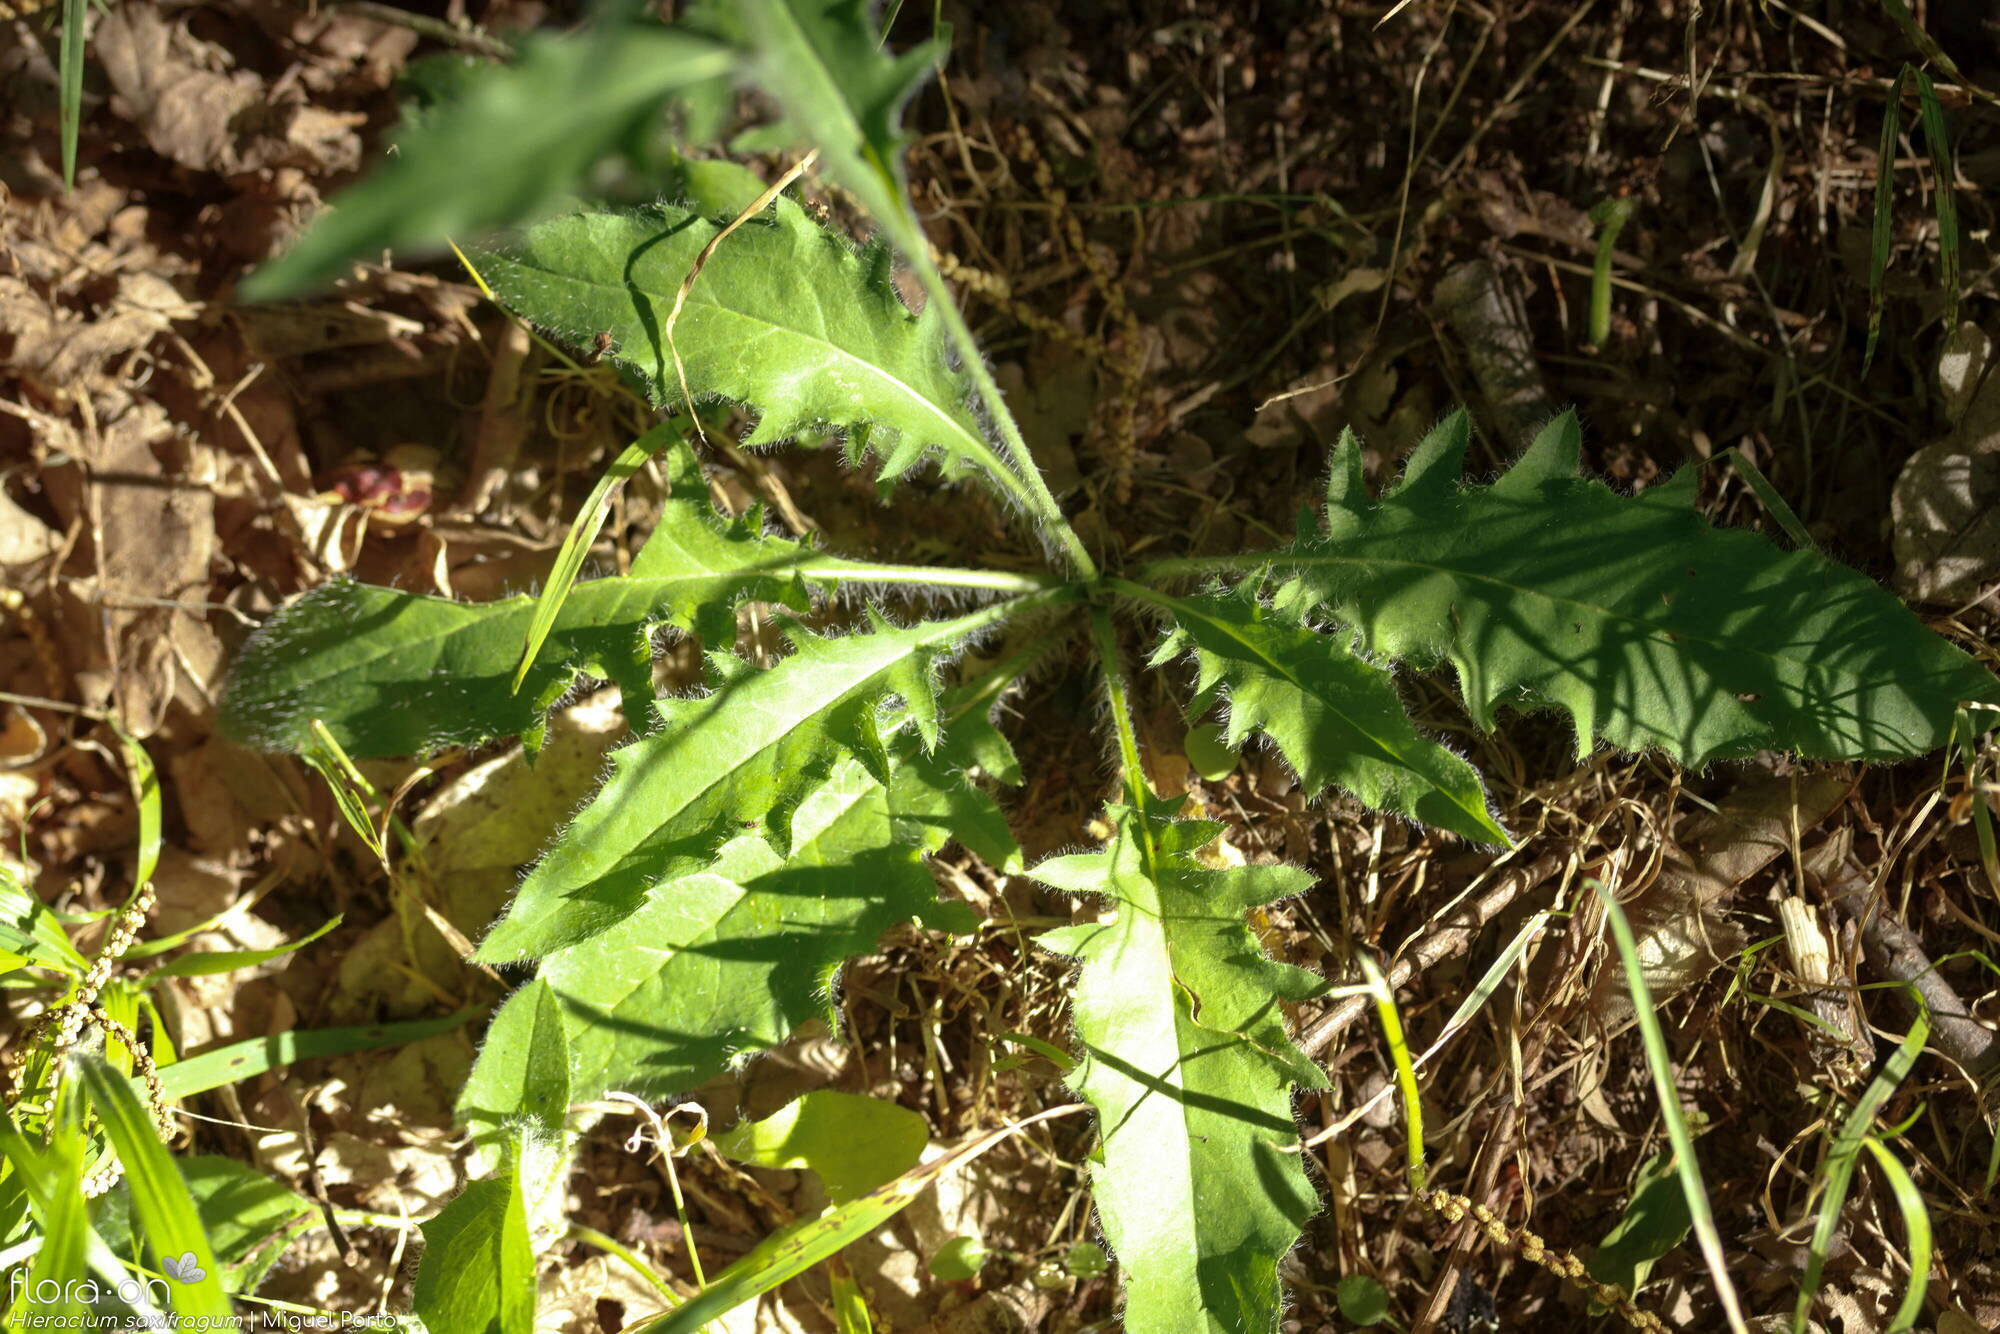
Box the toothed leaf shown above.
[1031,799,1325,1334]
[459,743,1004,1143]
[1151,590,1506,844]
[1278,409,2000,762]
[474,176,1009,492]
[219,441,869,757]
[475,603,1015,963]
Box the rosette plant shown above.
[222,2,2000,1329]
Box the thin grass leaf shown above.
[20,1086,91,1323]
[113,725,161,902]
[0,1104,155,1320]
[1911,67,1961,331]
[150,1011,476,1101]
[1357,953,1426,1192]
[513,421,679,693]
[76,1056,233,1321]
[301,720,386,863]
[1860,1136,1931,1334]
[58,0,87,191]
[1793,1008,1930,1332]
[1712,447,1816,552]
[627,1106,1082,1334]
[1878,0,1994,104]
[1866,70,1907,372]
[1595,880,1749,1334]
[146,917,340,980]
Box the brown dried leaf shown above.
[1893,322,2000,602]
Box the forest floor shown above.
[3,2,2000,1331]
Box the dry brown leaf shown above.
[1892,322,2000,603]
[95,4,266,174]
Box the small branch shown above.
[1820,854,2000,1081]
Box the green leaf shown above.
[1029,800,1326,1334]
[242,25,736,299]
[178,1157,315,1290]
[512,420,680,694]
[1336,1274,1390,1326]
[475,181,1015,492]
[1144,588,1506,844]
[148,916,340,979]
[1586,1148,1693,1299]
[220,441,850,758]
[699,0,941,260]
[151,1011,477,1102]
[714,1091,928,1204]
[461,744,992,1134]
[75,1056,234,1322]
[1268,410,2000,763]
[0,867,89,977]
[413,1169,537,1334]
[474,598,1029,963]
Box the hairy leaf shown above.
[1031,800,1326,1334]
[413,1169,536,1334]
[1266,410,2000,763]
[243,26,734,299]
[476,173,1013,490]
[221,443,854,757]
[1145,589,1506,844]
[698,0,941,250]
[460,742,1003,1135]
[474,599,1033,962]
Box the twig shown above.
[1301,853,1562,1059]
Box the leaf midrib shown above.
[492,253,1005,483]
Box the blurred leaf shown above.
[1336,1273,1390,1326]
[243,25,735,299]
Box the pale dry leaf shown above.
[95,3,265,174]
[1892,321,2000,602]
[0,487,57,567]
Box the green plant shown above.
[216,2,2000,1330]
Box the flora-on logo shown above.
[160,1251,206,1284]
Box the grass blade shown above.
[513,420,679,693]
[628,1105,1083,1334]
[151,1011,476,1101]
[1595,879,1748,1334]
[1793,1008,1929,1332]
[1910,67,1960,330]
[58,0,87,191]
[1860,1136,1931,1334]
[76,1055,233,1320]
[1864,68,1907,372]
